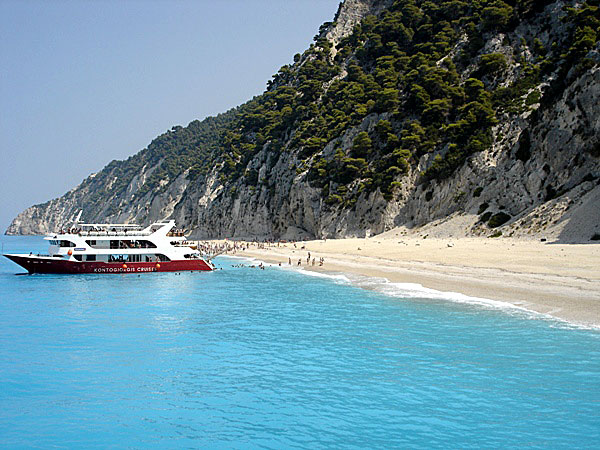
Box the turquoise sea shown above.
[1,236,599,448]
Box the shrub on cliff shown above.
[488,212,511,228]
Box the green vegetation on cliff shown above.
[202,0,598,206]
[20,0,600,226]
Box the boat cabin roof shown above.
[47,220,183,238]
[78,223,142,228]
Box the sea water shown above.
[0,236,598,448]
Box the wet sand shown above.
[230,237,600,328]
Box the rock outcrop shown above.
[6,0,600,243]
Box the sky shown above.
[0,0,341,232]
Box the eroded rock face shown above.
[6,0,600,243]
[327,0,392,47]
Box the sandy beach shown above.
[221,235,600,329]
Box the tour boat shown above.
[4,220,214,274]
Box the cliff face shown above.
[7,0,600,242]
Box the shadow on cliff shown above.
[550,184,600,244]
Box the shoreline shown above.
[219,237,600,329]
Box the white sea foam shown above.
[221,255,255,262]
[297,268,351,283]
[222,254,527,310]
[344,273,600,330]
[310,270,585,327]
[345,273,528,311]
[217,255,599,330]
[223,256,351,281]
[220,255,267,266]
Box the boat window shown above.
[88,239,156,249]
[108,254,128,263]
[133,240,156,249]
[59,240,76,247]
[85,255,96,262]
[73,255,82,261]
[97,253,170,263]
[49,240,58,245]
[86,240,107,248]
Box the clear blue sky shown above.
[0,0,340,231]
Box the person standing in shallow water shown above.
[288,257,291,265]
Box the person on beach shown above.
[288,257,291,265]
[297,258,301,266]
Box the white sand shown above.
[231,236,600,328]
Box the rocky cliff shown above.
[7,0,600,243]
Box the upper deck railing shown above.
[70,230,153,237]
[56,229,152,237]
[53,222,186,238]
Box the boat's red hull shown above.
[4,254,213,274]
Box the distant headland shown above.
[6,0,600,243]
